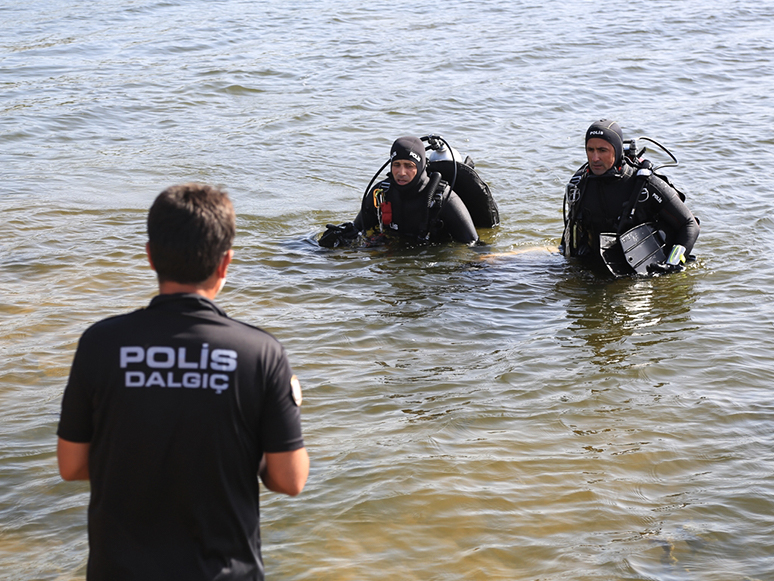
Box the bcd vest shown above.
[372,172,450,239]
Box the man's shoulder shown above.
[644,171,687,204]
[441,189,467,214]
[80,308,146,338]
[79,303,281,348]
[568,164,588,184]
[224,316,284,347]
[646,170,675,189]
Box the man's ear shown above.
[146,242,156,271]
[217,249,234,278]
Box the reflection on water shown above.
[557,268,699,370]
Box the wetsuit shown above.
[562,160,700,271]
[354,171,478,244]
[57,293,304,581]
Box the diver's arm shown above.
[441,192,478,244]
[354,188,378,232]
[353,211,370,232]
[650,177,700,254]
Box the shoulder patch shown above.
[290,375,302,406]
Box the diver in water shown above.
[319,136,483,247]
[561,120,700,276]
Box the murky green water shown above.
[2,1,774,579]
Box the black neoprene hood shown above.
[390,136,426,174]
[389,136,427,190]
[586,119,624,165]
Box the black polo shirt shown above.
[58,293,304,581]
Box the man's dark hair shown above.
[147,183,236,284]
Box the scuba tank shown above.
[424,135,462,163]
[421,134,500,228]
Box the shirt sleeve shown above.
[259,343,304,453]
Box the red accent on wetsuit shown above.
[381,201,392,225]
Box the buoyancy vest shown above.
[372,171,450,239]
[562,158,698,265]
[563,160,656,257]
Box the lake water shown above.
[2,0,774,579]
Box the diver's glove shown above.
[648,244,686,275]
[319,222,358,248]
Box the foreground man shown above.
[57,183,309,581]
[561,120,700,276]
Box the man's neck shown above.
[157,281,220,301]
[150,250,231,301]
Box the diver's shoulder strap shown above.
[564,165,588,223]
[616,159,654,235]
[371,179,390,206]
[425,172,451,234]
[430,179,450,207]
[561,165,591,257]
[426,175,452,235]
[372,179,391,229]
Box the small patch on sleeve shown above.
[290,375,302,406]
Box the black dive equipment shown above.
[622,136,678,171]
[318,221,358,248]
[599,222,667,277]
[359,134,499,230]
[571,135,684,277]
[320,135,500,248]
[421,134,499,228]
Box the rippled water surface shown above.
[2,1,774,579]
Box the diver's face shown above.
[586,138,616,175]
[391,159,418,186]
